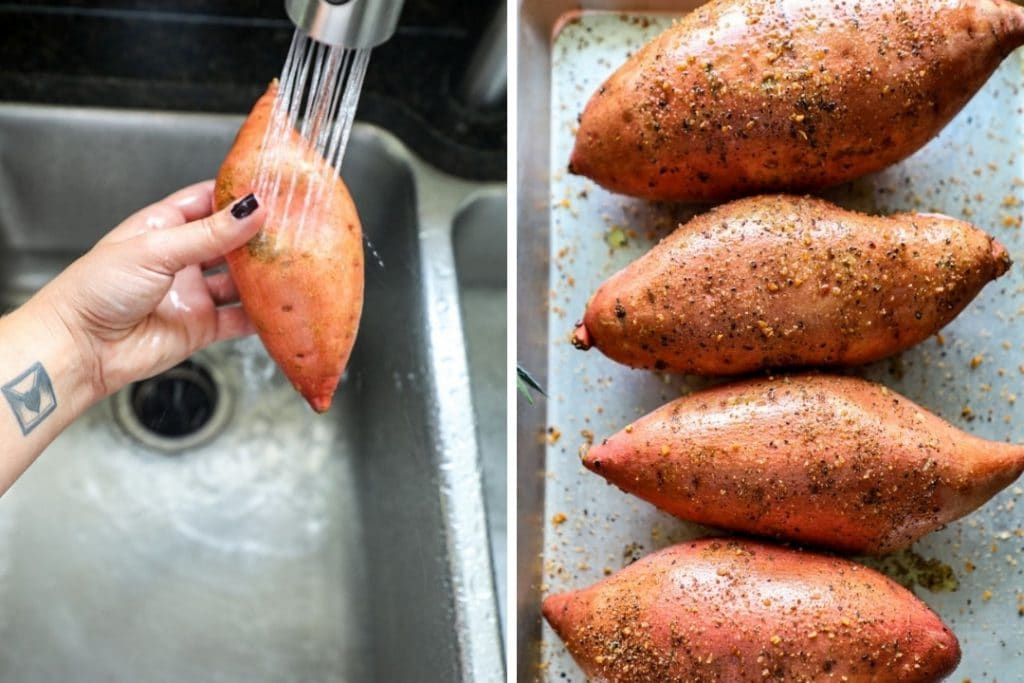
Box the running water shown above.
[253,30,372,249]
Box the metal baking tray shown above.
[518,2,1024,680]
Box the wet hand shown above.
[34,181,265,398]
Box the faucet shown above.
[284,0,405,48]
[456,0,507,110]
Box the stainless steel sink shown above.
[453,190,508,636]
[0,104,504,682]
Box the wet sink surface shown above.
[3,341,373,681]
[0,105,503,682]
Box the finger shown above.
[167,180,216,221]
[98,180,216,246]
[138,194,264,276]
[215,306,257,342]
[205,271,240,306]
[201,255,226,272]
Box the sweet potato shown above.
[569,0,1024,201]
[583,374,1024,554]
[215,81,364,413]
[543,539,960,682]
[573,195,1009,375]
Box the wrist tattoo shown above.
[2,362,57,436]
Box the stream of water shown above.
[254,30,372,248]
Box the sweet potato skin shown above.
[215,82,364,413]
[544,539,960,682]
[583,374,1024,554]
[574,195,1010,375]
[570,0,1024,201]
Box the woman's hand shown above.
[0,181,264,492]
[35,181,265,399]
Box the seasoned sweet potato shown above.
[583,374,1024,554]
[570,0,1024,201]
[573,195,1010,375]
[215,82,364,413]
[543,539,960,682]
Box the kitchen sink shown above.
[0,104,504,682]
[453,190,508,636]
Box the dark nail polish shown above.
[231,193,259,219]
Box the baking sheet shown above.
[537,10,1024,681]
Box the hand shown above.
[34,181,265,399]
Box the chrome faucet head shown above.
[284,0,404,49]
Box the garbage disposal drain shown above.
[114,359,232,452]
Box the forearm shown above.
[0,296,97,493]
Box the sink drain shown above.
[114,359,232,452]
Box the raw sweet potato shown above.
[570,0,1024,201]
[583,374,1024,554]
[573,195,1010,375]
[215,81,364,413]
[543,539,960,682]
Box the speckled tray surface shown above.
[538,10,1024,681]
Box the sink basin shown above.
[0,104,504,682]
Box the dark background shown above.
[0,1,505,179]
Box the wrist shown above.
[0,291,100,493]
[8,292,103,411]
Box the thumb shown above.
[136,193,265,275]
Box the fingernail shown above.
[231,193,259,219]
